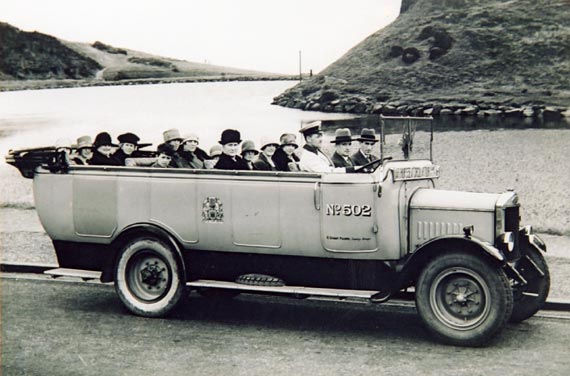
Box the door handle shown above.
[313,182,321,210]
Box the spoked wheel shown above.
[115,237,185,317]
[509,246,550,323]
[416,252,513,347]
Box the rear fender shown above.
[101,223,185,282]
[394,235,505,290]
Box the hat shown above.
[209,144,222,157]
[75,135,93,150]
[163,128,183,143]
[118,132,141,145]
[182,133,199,144]
[356,128,379,143]
[55,138,71,150]
[156,143,175,157]
[93,132,117,148]
[331,128,353,144]
[219,129,242,145]
[241,140,259,156]
[279,133,298,148]
[260,136,279,150]
[299,121,323,137]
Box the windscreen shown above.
[380,116,433,161]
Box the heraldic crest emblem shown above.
[202,197,224,223]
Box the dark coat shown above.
[350,150,378,167]
[89,151,122,166]
[177,147,210,169]
[71,157,87,165]
[331,152,354,168]
[253,153,277,171]
[214,153,250,170]
[272,148,300,171]
[112,149,130,165]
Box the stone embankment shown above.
[272,89,569,120]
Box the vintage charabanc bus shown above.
[6,116,550,346]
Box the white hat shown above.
[182,133,199,143]
[260,136,279,150]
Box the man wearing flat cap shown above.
[214,129,249,170]
[351,128,379,167]
[272,133,300,172]
[331,128,355,168]
[298,121,355,173]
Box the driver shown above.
[298,121,355,173]
[351,128,379,166]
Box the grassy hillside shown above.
[273,0,570,118]
[0,22,287,91]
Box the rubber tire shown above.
[115,237,185,317]
[509,247,550,323]
[415,252,513,347]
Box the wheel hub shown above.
[140,262,166,288]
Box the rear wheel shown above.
[415,252,513,346]
[115,237,185,317]
[509,246,550,323]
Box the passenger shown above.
[113,132,148,165]
[240,140,259,170]
[253,137,279,171]
[351,128,379,166]
[54,138,73,166]
[299,121,355,173]
[151,143,174,168]
[272,133,300,172]
[162,128,184,167]
[214,129,249,170]
[89,132,122,166]
[71,135,93,165]
[179,133,209,169]
[331,128,355,168]
[205,145,222,169]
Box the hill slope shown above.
[273,0,570,117]
[0,22,282,90]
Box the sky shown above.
[1,0,401,74]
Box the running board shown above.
[187,279,389,301]
[45,268,102,281]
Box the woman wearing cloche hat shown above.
[71,135,93,165]
[89,132,122,166]
[272,133,300,172]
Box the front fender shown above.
[392,235,506,291]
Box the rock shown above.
[440,109,453,115]
[381,105,398,115]
[354,103,367,113]
[388,46,404,58]
[429,47,447,60]
[453,109,463,115]
[423,108,434,115]
[309,102,321,111]
[319,90,339,103]
[461,106,479,115]
[402,47,421,64]
[504,108,523,117]
[542,107,562,119]
[483,109,501,116]
[330,99,341,106]
[397,105,409,114]
[372,103,384,114]
[522,107,535,117]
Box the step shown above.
[44,268,102,281]
[187,279,381,299]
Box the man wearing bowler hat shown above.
[89,132,123,166]
[331,128,355,168]
[351,128,379,167]
[272,133,300,172]
[214,129,249,170]
[298,121,355,173]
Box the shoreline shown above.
[0,74,302,93]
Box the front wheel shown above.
[115,237,186,317]
[416,252,513,347]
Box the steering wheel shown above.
[354,156,392,173]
